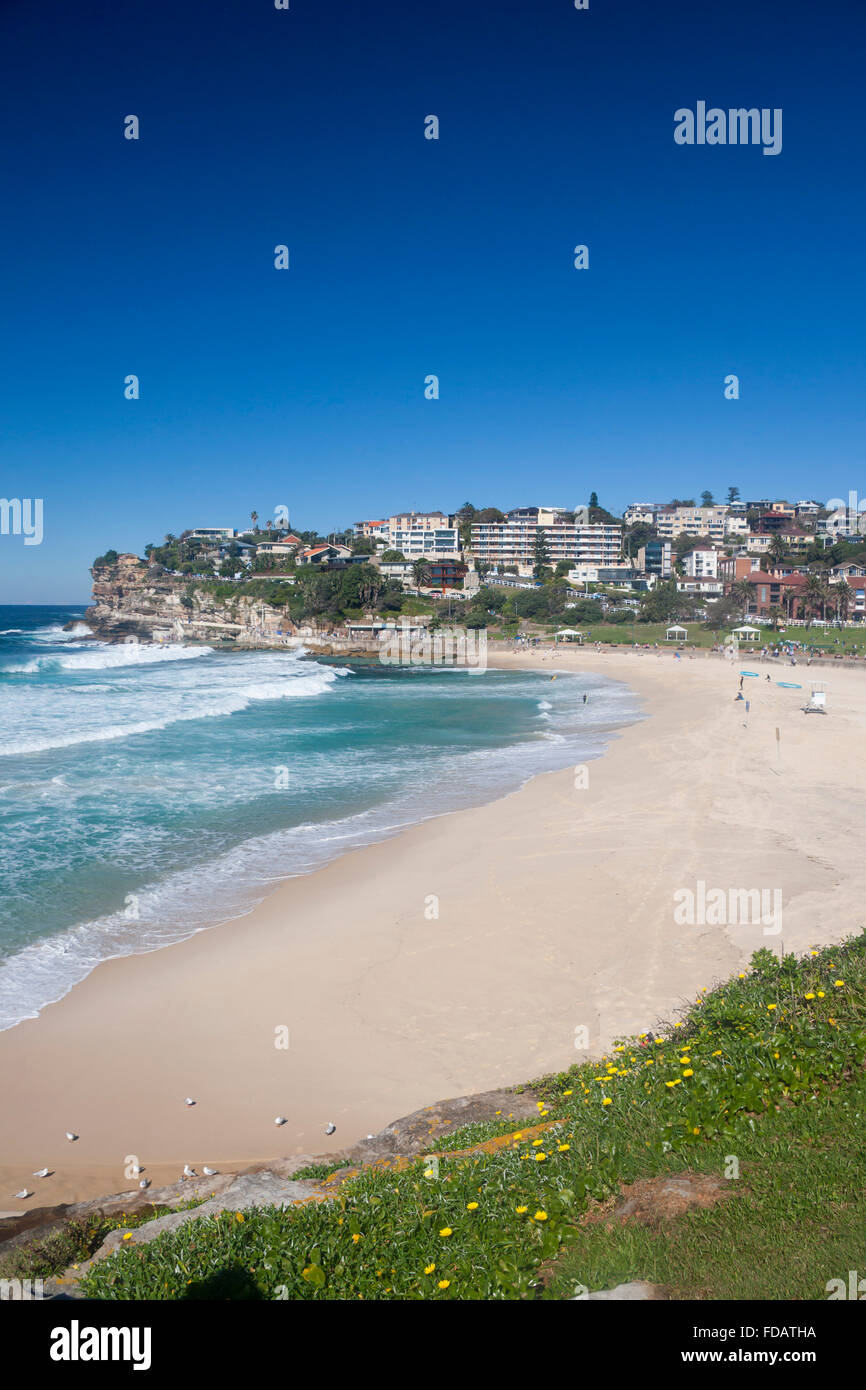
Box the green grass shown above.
[76,934,866,1300]
[0,1201,205,1282]
[545,1068,866,1300]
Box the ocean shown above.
[0,605,643,1031]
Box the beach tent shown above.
[665,624,687,641]
[554,628,584,643]
[731,624,761,638]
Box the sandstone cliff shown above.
[85,554,298,645]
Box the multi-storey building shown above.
[386,511,460,557]
[470,508,622,573]
[682,545,719,579]
[636,539,672,577]
[654,505,745,543]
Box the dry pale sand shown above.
[1,645,865,1209]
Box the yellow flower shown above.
[534,1152,547,1161]
[692,1127,700,1135]
[682,1069,694,1077]
[645,1059,654,1066]
[516,1205,528,1214]
[466,1202,479,1211]
[122,1232,133,1241]
[817,991,825,998]
[563,1089,573,1096]
[533,1211,548,1221]
[804,993,815,1000]
[437,1279,450,1290]
[665,1079,682,1088]
[834,980,844,988]
[439,1227,452,1237]
[424,1263,436,1274]
[532,1138,544,1147]
[711,1050,722,1056]
[557,1143,570,1152]
[810,950,818,956]
[602,1098,612,1107]
[352,1233,362,1244]
[423,1168,435,1178]
[235,1212,245,1223]
[767,1004,777,1011]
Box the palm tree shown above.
[767,535,786,568]
[833,580,851,623]
[250,510,259,533]
[731,579,753,620]
[767,604,783,631]
[412,558,432,589]
[803,573,829,624]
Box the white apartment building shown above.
[355,519,390,542]
[190,527,237,541]
[682,546,719,579]
[470,508,622,573]
[623,503,657,526]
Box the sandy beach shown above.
[2,645,865,1209]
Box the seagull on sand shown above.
[202,1166,217,1176]
[13,1189,33,1200]
[325,1122,336,1136]
[66,1132,78,1142]
[274,1116,287,1126]
[183,1097,196,1107]
[139,1179,151,1190]
[33,1168,51,1179]
[182,1165,197,1178]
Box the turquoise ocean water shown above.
[0,605,642,1030]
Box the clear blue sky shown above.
[1,0,864,602]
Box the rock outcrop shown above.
[85,555,298,645]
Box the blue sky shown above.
[1,0,864,601]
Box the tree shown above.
[731,578,754,619]
[532,529,551,579]
[700,490,714,507]
[381,550,405,562]
[767,535,786,567]
[726,486,740,505]
[767,604,783,631]
[589,492,599,509]
[803,573,831,623]
[833,582,851,622]
[250,511,259,532]
[624,521,657,558]
[412,558,432,588]
[640,580,693,624]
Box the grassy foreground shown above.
[78,935,866,1300]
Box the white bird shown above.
[182,1165,197,1178]
[183,1097,196,1107]
[139,1178,151,1190]
[13,1189,32,1200]
[66,1132,78,1142]
[202,1166,217,1176]
[274,1116,287,1126]
[33,1168,51,1178]
[131,1164,143,1175]
[325,1123,336,1136]
[366,1134,374,1140]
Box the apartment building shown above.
[682,545,719,578]
[471,508,622,573]
[654,505,746,542]
[355,519,390,542]
[386,511,460,557]
[636,539,672,578]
